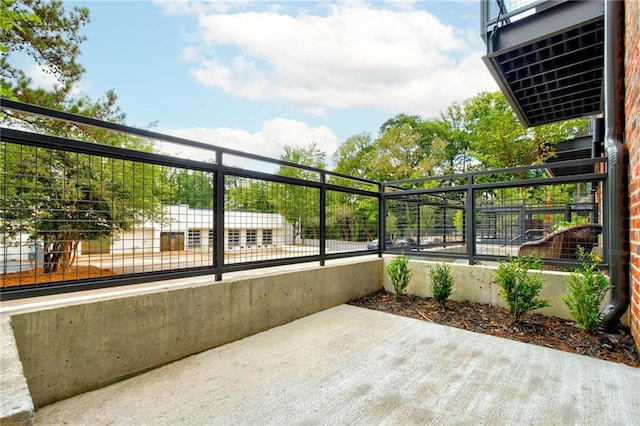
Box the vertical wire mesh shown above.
[325,190,378,253]
[385,191,466,255]
[474,181,603,262]
[1,141,221,288]
[224,175,321,264]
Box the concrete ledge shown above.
[0,318,34,426]
[383,258,629,325]
[6,258,383,409]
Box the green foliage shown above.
[429,263,454,307]
[386,254,412,299]
[1,0,89,102]
[562,248,609,333]
[494,256,550,323]
[1,0,42,97]
[453,210,464,233]
[553,218,588,231]
[0,1,168,273]
[274,143,325,243]
[334,91,590,184]
[166,168,215,209]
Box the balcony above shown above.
[546,136,594,177]
[481,0,605,127]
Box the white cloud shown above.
[26,65,61,91]
[157,118,339,171]
[25,64,85,97]
[164,1,496,118]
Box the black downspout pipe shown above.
[599,0,629,332]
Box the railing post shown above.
[319,173,326,266]
[379,183,385,256]
[417,202,422,247]
[519,199,527,244]
[466,175,476,265]
[214,151,225,281]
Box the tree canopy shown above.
[1,0,166,273]
[333,91,590,182]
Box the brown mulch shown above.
[350,290,640,368]
[1,265,116,288]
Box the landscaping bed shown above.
[1,266,115,288]
[350,290,639,368]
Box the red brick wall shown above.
[625,0,640,350]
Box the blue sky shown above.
[51,0,498,164]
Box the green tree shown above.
[437,102,475,174]
[370,123,445,182]
[273,143,325,243]
[2,130,166,272]
[332,132,374,179]
[462,92,589,170]
[1,0,166,273]
[166,168,214,209]
[1,0,89,104]
[0,0,42,97]
[225,177,273,212]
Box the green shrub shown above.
[387,254,412,299]
[494,255,550,324]
[429,263,454,307]
[562,247,609,333]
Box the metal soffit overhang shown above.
[546,136,594,177]
[482,1,605,127]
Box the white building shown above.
[98,205,293,255]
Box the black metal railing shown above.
[1,99,380,299]
[481,0,566,38]
[1,99,608,299]
[382,158,607,268]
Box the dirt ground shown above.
[1,266,115,288]
[350,290,639,368]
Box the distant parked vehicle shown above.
[367,239,393,250]
[395,237,417,248]
[420,237,442,245]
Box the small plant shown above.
[387,254,412,298]
[429,263,454,307]
[494,255,550,324]
[562,247,610,333]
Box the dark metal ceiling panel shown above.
[482,0,605,127]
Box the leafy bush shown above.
[562,247,609,333]
[494,255,550,323]
[387,254,412,298]
[429,263,454,307]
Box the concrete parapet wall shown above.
[7,259,383,410]
[383,258,629,325]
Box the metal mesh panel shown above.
[383,168,604,268]
[1,142,216,288]
[325,190,378,253]
[385,192,466,255]
[475,181,602,261]
[223,176,320,263]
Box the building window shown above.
[187,229,200,249]
[228,229,240,247]
[208,229,214,248]
[246,229,257,246]
[262,229,273,246]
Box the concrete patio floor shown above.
[36,304,639,425]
